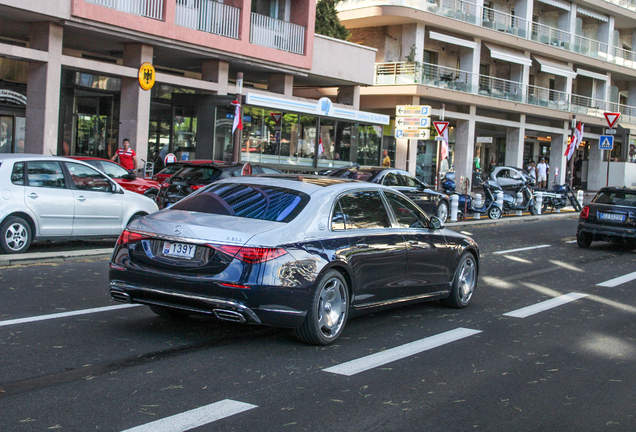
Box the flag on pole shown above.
[565,121,583,161]
[440,127,449,161]
[231,100,243,134]
[318,137,324,156]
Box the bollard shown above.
[450,194,459,222]
[577,189,584,207]
[473,194,482,219]
[516,191,523,216]
[496,192,504,213]
[536,191,543,215]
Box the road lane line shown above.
[0,304,141,327]
[323,327,482,377]
[597,271,636,287]
[565,240,577,244]
[503,293,588,318]
[493,245,551,255]
[121,399,257,432]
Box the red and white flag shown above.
[318,137,324,156]
[440,127,449,161]
[565,121,583,161]
[231,101,243,134]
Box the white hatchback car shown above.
[0,154,159,254]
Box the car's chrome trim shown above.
[259,307,306,316]
[353,290,450,310]
[109,281,262,323]
[124,230,229,246]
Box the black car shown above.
[327,166,451,222]
[155,162,281,209]
[110,176,479,345]
[577,187,636,248]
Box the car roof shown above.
[0,154,92,163]
[599,186,636,192]
[217,174,378,195]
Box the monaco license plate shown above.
[162,241,196,259]
[600,212,625,222]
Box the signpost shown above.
[394,106,432,173]
[395,129,430,139]
[603,112,620,186]
[396,105,431,116]
[396,117,430,128]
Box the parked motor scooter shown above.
[454,177,503,220]
[494,179,538,215]
[534,178,582,213]
[442,171,456,195]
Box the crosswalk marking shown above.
[0,304,141,327]
[503,293,588,318]
[323,327,482,377]
[121,399,257,432]
[597,271,636,287]
[493,245,551,255]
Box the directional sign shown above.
[396,117,430,128]
[433,121,449,136]
[599,135,614,150]
[395,129,431,139]
[396,105,431,117]
[604,112,621,129]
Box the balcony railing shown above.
[603,0,636,13]
[374,62,636,124]
[85,0,163,20]
[250,13,305,55]
[339,0,636,71]
[175,0,240,39]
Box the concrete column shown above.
[514,0,533,38]
[337,86,360,109]
[407,138,417,174]
[587,139,605,190]
[202,60,229,95]
[548,123,570,186]
[568,4,578,46]
[454,106,476,189]
[25,22,63,155]
[460,38,480,93]
[401,23,425,61]
[627,82,636,117]
[120,43,153,167]
[395,139,408,170]
[505,115,525,167]
[268,74,294,97]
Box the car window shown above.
[383,192,426,229]
[11,162,24,185]
[338,190,391,230]
[510,170,522,179]
[593,191,636,207]
[100,160,129,179]
[26,161,66,189]
[83,160,100,169]
[331,201,347,230]
[159,165,182,175]
[398,174,422,189]
[174,166,223,184]
[497,169,510,178]
[382,172,399,186]
[65,162,111,192]
[260,166,281,174]
[171,183,310,222]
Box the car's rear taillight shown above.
[209,244,287,263]
[190,185,206,191]
[580,206,590,219]
[161,181,170,188]
[117,229,150,245]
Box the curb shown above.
[0,248,113,267]
[445,209,578,229]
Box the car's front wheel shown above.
[295,270,349,345]
[437,201,449,223]
[0,216,32,254]
[441,252,477,308]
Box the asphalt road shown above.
[1,218,635,431]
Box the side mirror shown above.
[429,216,443,229]
[111,182,122,194]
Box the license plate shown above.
[162,241,196,259]
[600,212,625,221]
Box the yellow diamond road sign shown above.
[396,105,431,117]
[395,129,431,139]
[138,62,156,91]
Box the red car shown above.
[68,156,161,198]
[151,160,221,183]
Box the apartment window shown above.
[424,50,438,65]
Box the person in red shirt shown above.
[111,138,137,172]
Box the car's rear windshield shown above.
[330,170,375,182]
[593,191,636,207]
[171,183,310,222]
[172,166,223,184]
[160,165,183,175]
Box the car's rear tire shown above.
[149,305,190,319]
[0,216,32,254]
[441,253,477,308]
[577,232,592,248]
[295,270,349,345]
[437,201,449,223]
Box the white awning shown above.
[576,7,608,22]
[533,56,577,79]
[429,31,477,49]
[537,0,570,11]
[576,68,609,81]
[485,44,532,67]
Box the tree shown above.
[315,0,351,41]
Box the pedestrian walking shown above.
[536,157,549,188]
[528,160,537,184]
[111,138,137,173]
[382,150,391,168]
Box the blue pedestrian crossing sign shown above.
[599,135,614,150]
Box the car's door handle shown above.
[355,243,368,248]
[408,240,418,245]
[28,193,38,199]
[77,196,86,202]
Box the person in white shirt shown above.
[536,158,549,188]
[528,160,537,184]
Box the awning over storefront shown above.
[429,31,478,49]
[533,56,577,79]
[536,0,570,11]
[485,44,532,67]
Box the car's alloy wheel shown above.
[0,217,32,254]
[437,201,449,223]
[441,253,477,308]
[488,206,502,219]
[295,270,349,345]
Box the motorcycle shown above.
[454,177,503,220]
[534,179,582,213]
[494,179,538,215]
[442,171,456,195]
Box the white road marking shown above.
[0,304,141,327]
[493,245,551,255]
[597,271,636,287]
[503,293,588,318]
[323,327,482,376]
[565,240,577,244]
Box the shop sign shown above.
[0,90,27,106]
[138,62,156,91]
[476,137,493,143]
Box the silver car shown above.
[0,154,159,254]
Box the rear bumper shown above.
[577,222,636,242]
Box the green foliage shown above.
[405,45,417,62]
[315,0,351,41]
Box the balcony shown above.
[85,0,163,20]
[374,62,636,124]
[175,0,240,39]
[338,0,636,71]
[603,0,636,13]
[250,13,306,55]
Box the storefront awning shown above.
[576,7,608,22]
[536,0,570,11]
[485,44,532,67]
[429,31,477,49]
[533,56,577,79]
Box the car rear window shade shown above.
[593,191,636,207]
[332,170,374,182]
[171,183,310,222]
